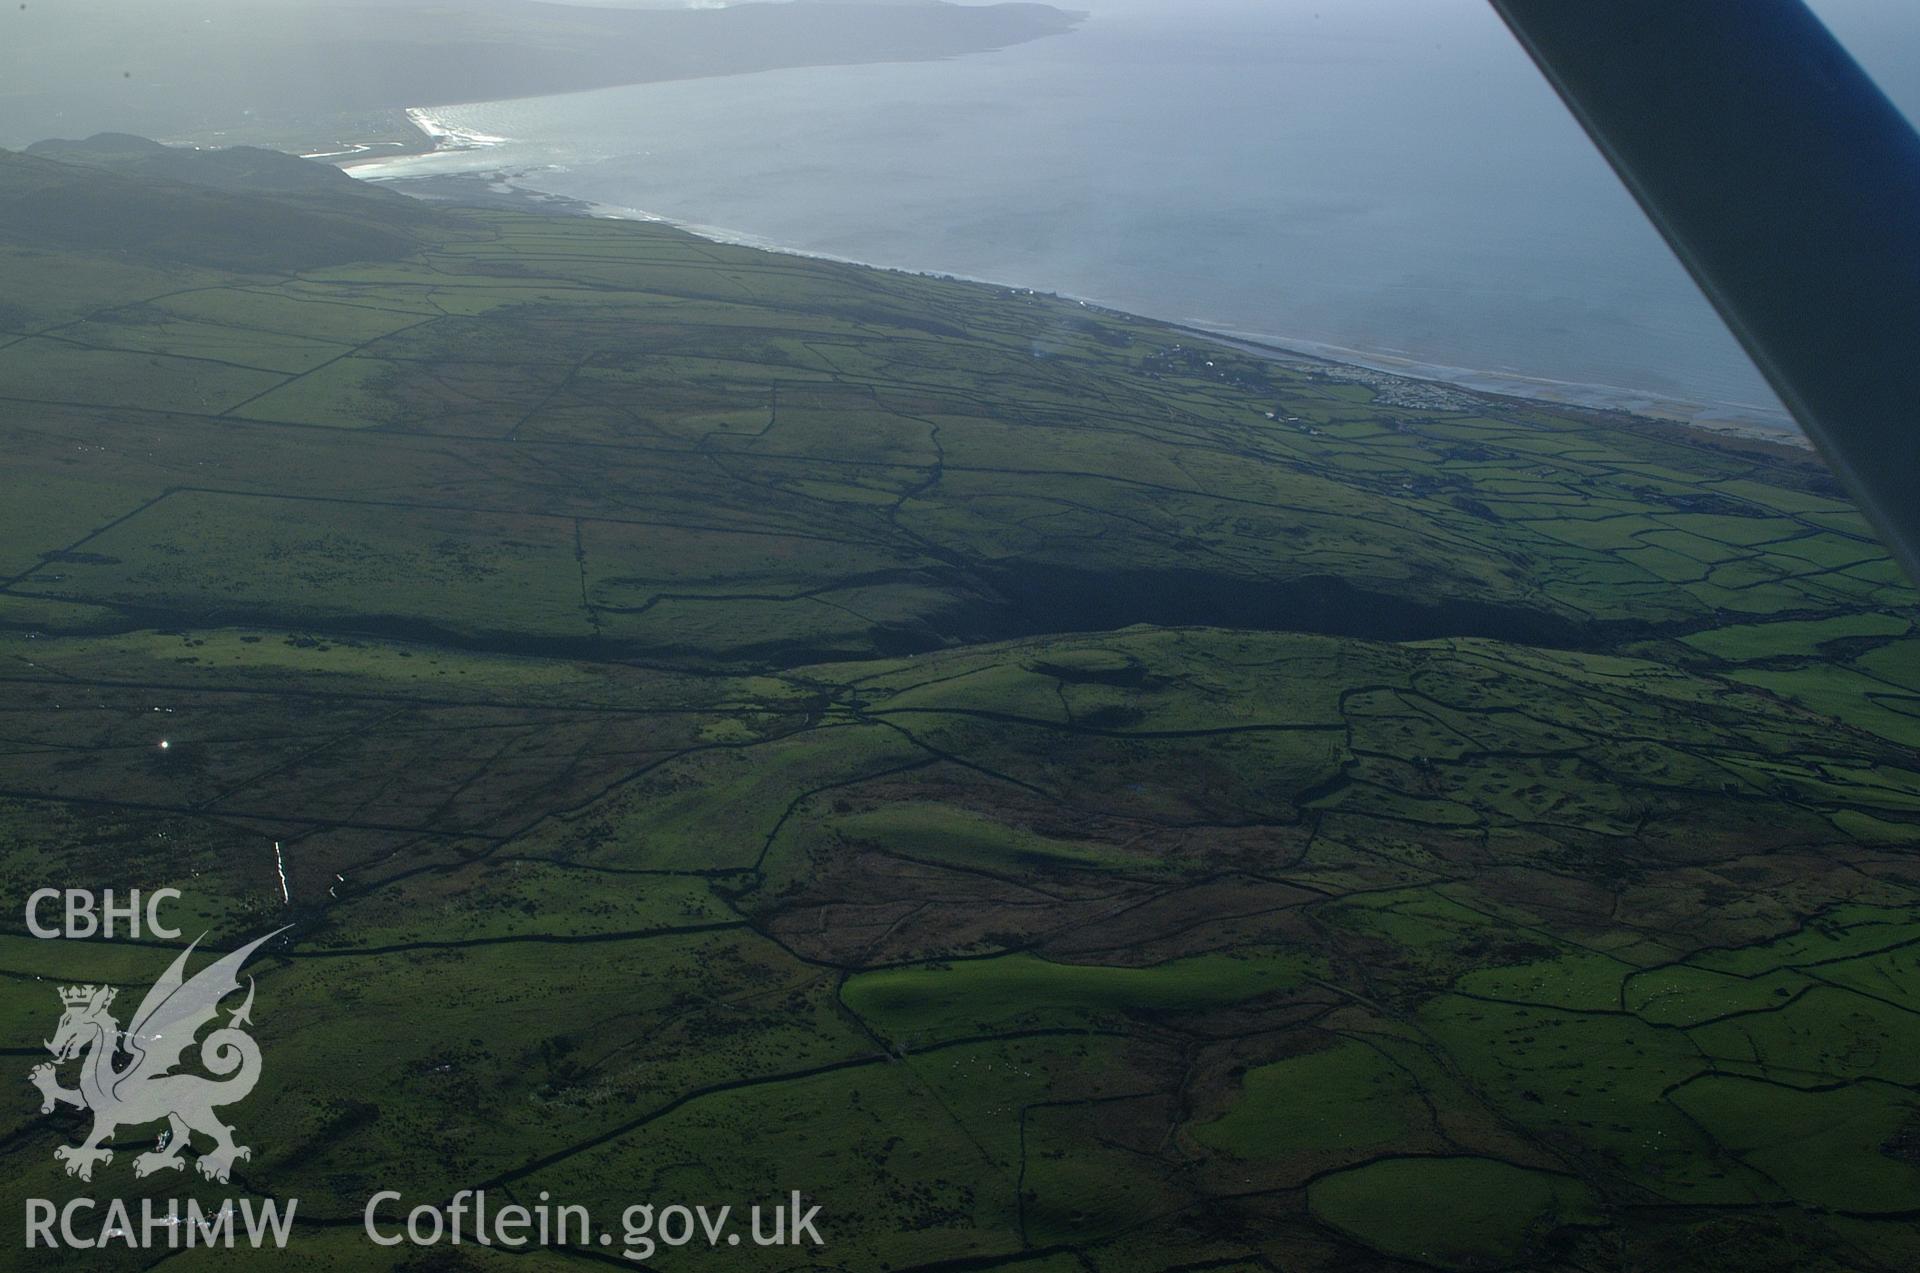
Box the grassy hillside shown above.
[1,149,1917,1271]
[0,143,449,270]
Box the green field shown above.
[2,145,1919,1272]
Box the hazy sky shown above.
[1048,0,1920,123]
[7,0,1914,121]
[577,0,1920,122]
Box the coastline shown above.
[1178,327,1804,448]
[345,116,1807,452]
[310,107,498,169]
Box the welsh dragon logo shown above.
[28,929,284,1184]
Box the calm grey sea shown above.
[355,0,1920,431]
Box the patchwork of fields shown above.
[2,199,1919,1271]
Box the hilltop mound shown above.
[0,138,443,270]
[26,132,408,200]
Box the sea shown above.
[348,0,1920,434]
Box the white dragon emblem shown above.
[28,929,284,1184]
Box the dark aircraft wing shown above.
[1490,0,1920,587]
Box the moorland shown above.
[1,140,1918,1271]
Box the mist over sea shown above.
[354,0,1920,432]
